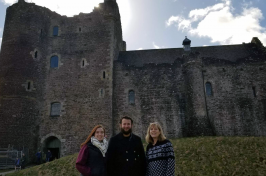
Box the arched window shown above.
[53,26,59,36]
[205,82,212,96]
[50,102,61,117]
[50,56,59,68]
[128,90,135,104]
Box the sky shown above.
[0,0,265,51]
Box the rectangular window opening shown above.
[27,82,31,90]
[252,87,257,98]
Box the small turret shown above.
[182,36,191,51]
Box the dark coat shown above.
[107,133,146,176]
[76,141,107,176]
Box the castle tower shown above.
[0,0,123,159]
[0,0,50,158]
[182,38,213,136]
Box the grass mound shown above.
[8,137,266,176]
[7,154,79,176]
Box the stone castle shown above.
[0,0,266,160]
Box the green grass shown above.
[7,137,266,176]
[0,169,13,173]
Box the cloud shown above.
[153,42,160,49]
[166,0,266,46]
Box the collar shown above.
[117,132,134,141]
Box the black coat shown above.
[76,141,107,176]
[86,142,107,176]
[107,133,146,176]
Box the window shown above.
[53,26,59,36]
[128,90,135,104]
[50,56,59,68]
[82,60,85,67]
[103,71,106,79]
[262,100,266,120]
[35,51,38,59]
[252,87,257,97]
[27,82,31,90]
[205,82,212,96]
[79,27,81,32]
[51,103,61,117]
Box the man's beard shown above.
[121,128,132,135]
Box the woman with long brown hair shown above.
[76,125,108,176]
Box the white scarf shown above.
[91,136,108,157]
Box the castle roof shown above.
[118,43,262,67]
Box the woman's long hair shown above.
[80,125,105,148]
[145,122,166,144]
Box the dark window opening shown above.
[53,26,59,36]
[27,82,31,90]
[35,51,38,59]
[205,82,212,96]
[51,103,61,117]
[40,29,43,36]
[103,71,106,79]
[222,68,225,72]
[252,87,257,97]
[79,27,81,32]
[82,60,85,67]
[129,90,135,104]
[262,100,266,120]
[50,56,59,68]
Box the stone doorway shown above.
[43,136,61,161]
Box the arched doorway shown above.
[43,136,61,161]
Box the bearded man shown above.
[107,116,146,176]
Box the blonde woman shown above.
[145,122,175,176]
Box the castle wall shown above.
[113,61,185,138]
[203,56,266,136]
[38,2,123,155]
[0,0,123,157]
[0,1,53,159]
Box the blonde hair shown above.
[80,125,105,148]
[145,122,166,144]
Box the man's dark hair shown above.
[119,116,133,124]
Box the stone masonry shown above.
[0,0,266,160]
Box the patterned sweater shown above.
[146,139,175,176]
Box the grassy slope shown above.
[8,137,266,176]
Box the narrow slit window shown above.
[252,87,257,97]
[79,27,81,32]
[50,56,59,68]
[27,82,31,90]
[129,90,135,104]
[205,82,212,96]
[103,71,106,79]
[53,26,59,36]
[35,51,38,59]
[40,29,43,36]
[51,103,61,117]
